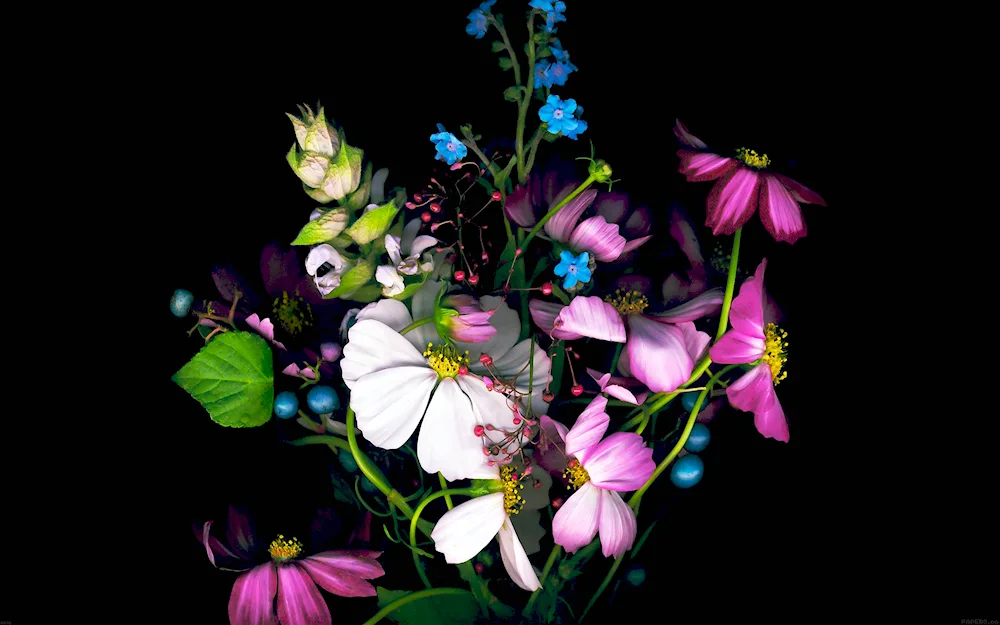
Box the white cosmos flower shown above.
[341,282,552,481]
[376,219,437,297]
[430,462,542,591]
[305,244,348,296]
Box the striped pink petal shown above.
[705,167,761,235]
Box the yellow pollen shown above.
[500,465,526,515]
[272,290,314,336]
[604,289,648,316]
[423,343,470,379]
[736,147,770,169]
[762,323,789,385]
[562,459,590,490]
[268,534,303,561]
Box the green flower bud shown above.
[588,159,613,183]
[286,103,365,203]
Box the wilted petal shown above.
[584,432,654,492]
[623,205,652,240]
[770,173,826,206]
[626,315,694,393]
[261,243,304,296]
[505,182,538,228]
[351,366,437,449]
[668,202,705,267]
[229,564,278,625]
[673,119,708,149]
[498,520,541,591]
[419,378,487,481]
[555,297,626,343]
[551,481,600,553]
[529,300,583,340]
[621,234,653,254]
[654,288,724,323]
[569,216,627,262]
[226,505,255,557]
[564,396,610,465]
[545,188,597,243]
[598,489,638,558]
[678,150,738,182]
[276,563,331,625]
[341,319,426,387]
[759,175,807,244]
[430,492,507,563]
[595,191,627,224]
[705,167,761,237]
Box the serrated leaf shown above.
[324,259,376,299]
[498,57,513,71]
[346,201,399,245]
[290,208,349,245]
[347,162,374,211]
[503,85,521,103]
[171,331,274,428]
[491,40,506,53]
[375,587,478,625]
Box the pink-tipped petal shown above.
[705,167,761,235]
[771,173,826,206]
[654,288,724,323]
[529,300,582,340]
[673,119,708,149]
[305,551,385,579]
[555,297,626,343]
[728,259,767,340]
[229,564,278,625]
[621,235,653,254]
[583,432,654,492]
[545,188,597,242]
[677,321,712,362]
[759,175,807,244]
[727,363,788,441]
[755,392,789,442]
[678,150,738,182]
[625,315,694,393]
[604,384,642,405]
[276,564,331,625]
[551,482,601,553]
[564,396,610,464]
[668,202,705,267]
[598,489,638,558]
[709,330,764,364]
[298,558,378,598]
[569,216,627,262]
[282,363,317,379]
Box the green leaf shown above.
[503,85,521,103]
[375,587,478,625]
[551,283,570,305]
[536,45,553,59]
[493,238,517,289]
[389,280,426,302]
[498,57,513,71]
[324,258,376,299]
[347,284,383,303]
[330,469,359,507]
[171,331,274,428]
[346,201,399,245]
[543,130,561,142]
[549,342,565,396]
[491,40,506,53]
[346,162,375,211]
[475,176,497,194]
[493,157,518,191]
[290,208,349,245]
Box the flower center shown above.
[500,465,526,515]
[562,458,590,490]
[762,322,789,385]
[273,290,314,336]
[423,343,470,379]
[268,534,303,562]
[605,289,648,315]
[553,109,563,119]
[735,147,770,169]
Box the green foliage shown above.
[375,588,479,625]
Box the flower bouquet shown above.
[169,2,826,623]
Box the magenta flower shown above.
[529,288,721,393]
[709,258,790,442]
[198,505,385,625]
[547,397,655,557]
[438,293,498,343]
[674,119,826,244]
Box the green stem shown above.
[521,174,598,250]
[609,342,624,376]
[439,473,454,510]
[491,17,521,87]
[579,556,625,623]
[400,316,434,336]
[715,227,742,342]
[361,588,472,625]
[460,138,499,179]
[523,123,545,177]
[515,10,538,184]
[523,544,561,616]
[287,434,352,453]
[410,488,477,589]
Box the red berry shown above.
[414,193,423,202]
[515,247,522,256]
[420,212,432,222]
[474,425,485,437]
[454,270,466,281]
[468,274,480,285]
[542,390,555,402]
[458,365,468,375]
[430,202,442,213]
[513,417,522,425]
[570,384,584,396]
[405,201,416,209]
[492,191,502,201]
[552,497,564,509]
[541,282,553,295]
[479,354,493,366]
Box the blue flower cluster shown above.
[553,250,591,289]
[429,124,468,165]
[465,0,496,38]
[529,0,567,32]
[538,94,587,140]
[535,42,577,88]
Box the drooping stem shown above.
[439,473,454,510]
[515,10,539,184]
[715,227,742,342]
[400,316,434,336]
[521,174,598,250]
[522,544,561,616]
[410,487,477,589]
[361,588,473,625]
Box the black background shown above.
[129,4,967,624]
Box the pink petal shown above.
[673,119,708,149]
[677,150,738,182]
[551,481,601,553]
[583,432,654,492]
[586,368,613,390]
[755,392,789,442]
[625,315,694,393]
[705,167,761,236]
[504,182,538,227]
[555,297,626,343]
[621,234,653,254]
[728,259,767,340]
[622,206,652,240]
[447,318,498,343]
[565,396,610,465]
[654,288,724,323]
[536,415,570,475]
[771,173,826,206]
[727,363,788,442]
[545,188,597,242]
[276,563,331,625]
[677,321,711,362]
[668,202,705,267]
[541,415,569,443]
[604,384,641,405]
[759,175,807,244]
[229,564,278,625]
[709,330,765,364]
[226,505,255,557]
[598,489,638,558]
[298,558,378,598]
[529,299,583,340]
[305,550,385,579]
[569,216,627,262]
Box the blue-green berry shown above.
[625,565,646,586]
[670,454,704,489]
[273,391,299,419]
[684,423,711,453]
[338,449,358,473]
[681,391,702,413]
[307,385,339,414]
[170,289,194,318]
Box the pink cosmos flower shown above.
[198,505,385,625]
[529,289,721,393]
[438,293,498,343]
[709,258,790,442]
[547,397,655,557]
[675,119,826,244]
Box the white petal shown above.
[471,338,552,417]
[418,378,488,481]
[430,492,506,564]
[371,168,389,204]
[498,519,541,591]
[375,265,404,296]
[408,280,443,351]
[456,296,520,363]
[401,218,422,254]
[351,366,437,449]
[341,320,425,388]
[385,234,403,266]
[458,374,519,431]
[355,300,413,333]
[305,244,341,276]
[462,463,502,481]
[409,235,438,259]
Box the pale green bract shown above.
[290,208,349,246]
[346,201,400,245]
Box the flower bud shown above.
[588,159,613,183]
[286,103,365,203]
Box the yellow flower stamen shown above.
[500,465,526,515]
[272,290,314,336]
[762,322,789,385]
[423,343,470,379]
[268,534,303,562]
[562,459,590,490]
[604,289,648,316]
[735,147,770,169]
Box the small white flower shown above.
[305,244,348,296]
[375,219,437,297]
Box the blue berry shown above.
[338,449,358,473]
[670,454,704,489]
[307,385,340,414]
[681,391,702,413]
[625,565,646,586]
[170,289,194,318]
[684,423,711,453]
[273,391,299,419]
